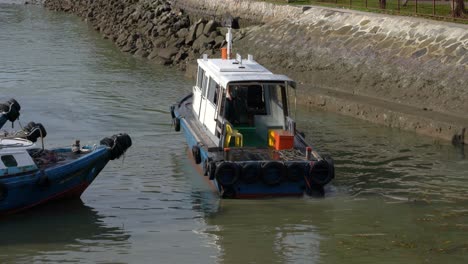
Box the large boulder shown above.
[158,47,179,60]
[195,21,205,39]
[185,20,203,45]
[176,28,189,39]
[203,20,217,36]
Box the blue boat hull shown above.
[0,147,110,215]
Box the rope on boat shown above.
[275,149,306,161]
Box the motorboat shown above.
[170,29,334,198]
[0,99,132,215]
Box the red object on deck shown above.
[271,130,294,150]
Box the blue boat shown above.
[0,99,132,215]
[170,29,335,199]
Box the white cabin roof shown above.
[197,58,295,88]
[0,138,36,153]
[0,138,38,172]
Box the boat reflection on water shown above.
[0,200,130,262]
[191,192,328,264]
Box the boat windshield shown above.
[222,82,288,127]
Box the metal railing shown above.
[264,0,468,23]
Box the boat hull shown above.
[0,147,110,215]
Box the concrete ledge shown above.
[301,86,468,144]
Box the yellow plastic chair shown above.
[225,123,243,147]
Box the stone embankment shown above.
[44,0,467,144]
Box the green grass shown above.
[257,0,468,23]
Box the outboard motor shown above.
[0,98,21,129]
[100,133,132,160]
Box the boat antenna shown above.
[222,13,234,60]
[227,27,232,60]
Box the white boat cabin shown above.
[192,54,297,148]
[0,138,38,176]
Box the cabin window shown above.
[1,155,18,167]
[207,78,219,105]
[201,73,209,97]
[268,84,284,109]
[196,67,205,89]
[245,85,266,114]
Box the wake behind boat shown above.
[171,28,335,199]
[0,99,132,215]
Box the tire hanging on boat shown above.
[208,161,216,180]
[192,145,202,164]
[322,155,335,183]
[170,105,176,119]
[286,162,308,182]
[309,159,333,186]
[23,122,47,142]
[174,118,180,132]
[0,98,21,122]
[100,133,133,160]
[261,161,285,186]
[0,184,8,202]
[241,162,259,184]
[170,105,181,131]
[215,162,239,186]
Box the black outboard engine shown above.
[22,122,47,143]
[0,98,21,129]
[100,133,132,160]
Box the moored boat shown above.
[0,99,132,215]
[171,29,335,199]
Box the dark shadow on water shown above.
[0,199,130,259]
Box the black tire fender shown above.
[323,155,335,182]
[174,118,181,132]
[192,145,202,164]
[309,159,333,186]
[261,161,286,186]
[286,162,309,182]
[241,162,259,184]
[170,105,176,119]
[208,161,216,180]
[215,162,239,187]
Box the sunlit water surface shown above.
[1,3,467,264]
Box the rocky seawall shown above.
[43,0,467,143]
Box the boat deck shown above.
[226,147,308,162]
[178,96,308,162]
[28,148,94,170]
